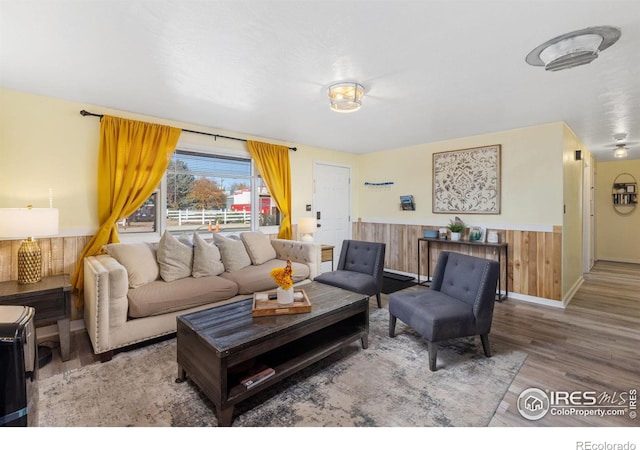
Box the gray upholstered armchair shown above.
[388,251,500,371]
[314,239,386,308]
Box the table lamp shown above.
[298,217,317,242]
[0,206,59,284]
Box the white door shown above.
[313,162,351,270]
[583,156,595,272]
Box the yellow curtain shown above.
[247,141,292,240]
[71,116,181,303]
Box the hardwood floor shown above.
[38,261,640,427]
[489,260,640,426]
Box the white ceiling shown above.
[2,1,640,161]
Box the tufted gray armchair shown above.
[388,251,500,371]
[314,239,386,308]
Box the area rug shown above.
[381,271,418,294]
[37,309,526,427]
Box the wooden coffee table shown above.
[175,281,369,426]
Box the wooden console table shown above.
[417,238,508,301]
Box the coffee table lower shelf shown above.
[226,323,367,402]
[175,289,369,427]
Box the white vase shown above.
[276,287,294,305]
[450,232,461,241]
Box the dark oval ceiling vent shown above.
[526,26,621,71]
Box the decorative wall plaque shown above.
[433,144,501,214]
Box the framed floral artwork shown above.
[432,144,501,214]
[469,226,485,242]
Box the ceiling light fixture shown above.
[613,133,629,158]
[327,82,365,113]
[614,144,628,158]
[525,26,621,71]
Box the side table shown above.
[321,244,335,271]
[0,274,72,362]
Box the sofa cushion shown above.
[240,231,277,265]
[220,259,310,295]
[192,232,225,277]
[157,231,193,282]
[103,242,159,288]
[127,275,239,318]
[214,233,252,272]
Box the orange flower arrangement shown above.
[270,259,294,290]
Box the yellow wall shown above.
[355,122,564,229]
[595,159,640,263]
[1,89,99,230]
[0,88,359,234]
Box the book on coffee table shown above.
[240,367,276,389]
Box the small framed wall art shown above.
[468,226,485,242]
[400,195,415,210]
[432,144,501,214]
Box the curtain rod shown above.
[79,110,297,151]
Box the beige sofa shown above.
[83,231,321,361]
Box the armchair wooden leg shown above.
[427,341,438,371]
[376,293,382,309]
[389,315,397,337]
[480,334,492,357]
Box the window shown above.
[117,193,158,234]
[118,149,280,235]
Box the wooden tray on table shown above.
[252,289,311,317]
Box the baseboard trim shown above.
[506,292,565,309]
[597,257,640,264]
[562,276,584,307]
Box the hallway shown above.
[489,260,640,426]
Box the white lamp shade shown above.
[298,217,317,235]
[0,208,59,238]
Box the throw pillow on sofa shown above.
[157,231,193,282]
[240,231,277,265]
[213,233,252,271]
[103,242,159,288]
[177,233,194,246]
[192,232,225,277]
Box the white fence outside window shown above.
[167,209,251,226]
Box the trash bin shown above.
[0,305,38,426]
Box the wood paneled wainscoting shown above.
[0,236,91,320]
[352,221,562,302]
